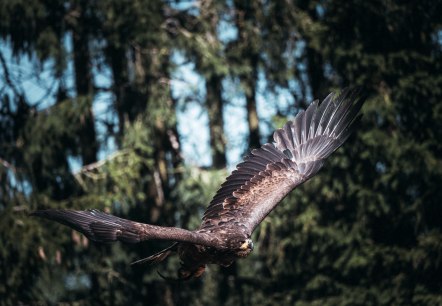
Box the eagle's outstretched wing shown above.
[32,88,364,253]
[201,88,365,234]
[31,209,216,247]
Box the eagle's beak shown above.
[249,240,254,250]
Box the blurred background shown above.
[1,0,441,305]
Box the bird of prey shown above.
[32,88,365,280]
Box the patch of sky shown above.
[375,161,386,174]
[436,29,442,48]
[67,33,116,172]
[1,36,117,173]
[61,33,76,98]
[91,61,116,163]
[65,273,91,291]
[2,34,304,174]
[0,42,57,109]
[170,0,200,16]
[255,69,299,132]
[172,50,250,170]
[316,3,325,18]
[218,17,238,44]
[171,48,305,170]
[2,166,33,199]
[222,77,247,169]
[171,50,212,167]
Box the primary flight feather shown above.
[32,88,365,280]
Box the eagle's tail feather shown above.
[131,243,178,265]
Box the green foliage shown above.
[173,167,226,229]
[1,0,441,305]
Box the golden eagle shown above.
[32,88,365,280]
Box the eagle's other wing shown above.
[31,209,217,247]
[201,88,365,235]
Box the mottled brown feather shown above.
[31,88,365,272]
[201,88,365,235]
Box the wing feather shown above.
[201,88,365,234]
[237,164,259,171]
[31,209,217,247]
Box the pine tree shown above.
[1,0,441,304]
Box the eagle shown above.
[32,88,365,280]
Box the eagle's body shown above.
[32,88,365,280]
[176,239,251,279]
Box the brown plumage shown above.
[32,88,365,280]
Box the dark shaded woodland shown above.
[1,0,441,305]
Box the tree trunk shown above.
[71,0,97,165]
[233,0,261,148]
[206,73,227,169]
[106,44,129,141]
[245,54,260,149]
[306,45,326,98]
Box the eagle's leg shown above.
[178,265,206,279]
[156,265,206,282]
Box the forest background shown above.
[1,0,441,305]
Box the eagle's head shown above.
[236,238,254,257]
